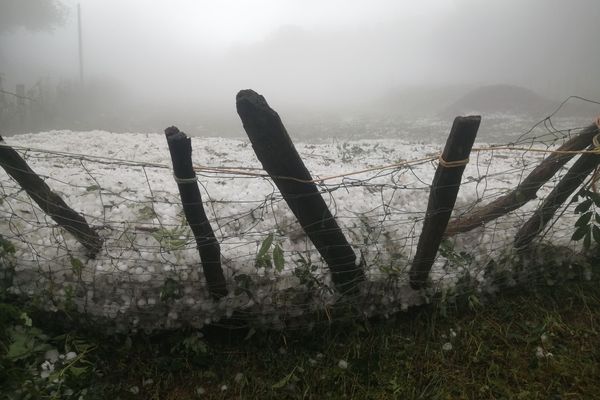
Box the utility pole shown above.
[77,3,84,88]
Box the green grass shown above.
[2,278,599,399]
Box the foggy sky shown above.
[1,0,599,115]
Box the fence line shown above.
[0,101,599,331]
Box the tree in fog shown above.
[0,0,67,33]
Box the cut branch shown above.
[514,147,600,249]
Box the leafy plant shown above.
[292,253,321,290]
[0,235,16,294]
[152,225,190,252]
[571,187,600,250]
[160,277,183,302]
[255,233,285,272]
[439,239,474,269]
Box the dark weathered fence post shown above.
[446,122,599,236]
[514,146,600,249]
[0,136,102,256]
[164,126,227,300]
[236,89,364,294]
[409,116,481,289]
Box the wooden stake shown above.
[409,116,480,289]
[236,89,364,294]
[164,126,227,300]
[0,136,102,256]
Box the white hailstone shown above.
[535,346,545,359]
[129,386,140,395]
[117,264,128,272]
[185,297,195,306]
[142,378,154,386]
[137,298,147,307]
[44,349,59,362]
[65,351,77,361]
[442,342,453,351]
[195,387,206,396]
[147,298,156,305]
[168,310,178,320]
[40,360,54,371]
[234,372,244,384]
[337,360,349,369]
[540,333,549,343]
[220,385,228,392]
[450,329,457,338]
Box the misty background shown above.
[1,0,599,140]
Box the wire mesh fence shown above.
[1,106,599,332]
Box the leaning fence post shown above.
[164,126,227,300]
[514,141,600,249]
[409,116,481,289]
[0,136,102,256]
[446,122,599,236]
[236,89,364,294]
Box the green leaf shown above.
[570,193,580,204]
[6,330,34,360]
[70,256,84,273]
[273,244,284,272]
[272,368,296,389]
[593,225,600,244]
[574,199,593,214]
[591,192,600,207]
[583,231,592,249]
[257,233,274,259]
[85,185,101,192]
[69,366,88,377]
[571,226,588,241]
[575,212,593,227]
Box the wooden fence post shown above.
[409,116,481,289]
[236,89,364,294]
[446,123,599,236]
[0,136,102,256]
[514,146,600,249]
[164,126,227,300]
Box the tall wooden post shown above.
[164,126,227,300]
[236,89,364,294]
[409,116,480,289]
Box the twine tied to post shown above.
[173,174,198,184]
[438,155,470,168]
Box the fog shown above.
[1,0,599,137]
